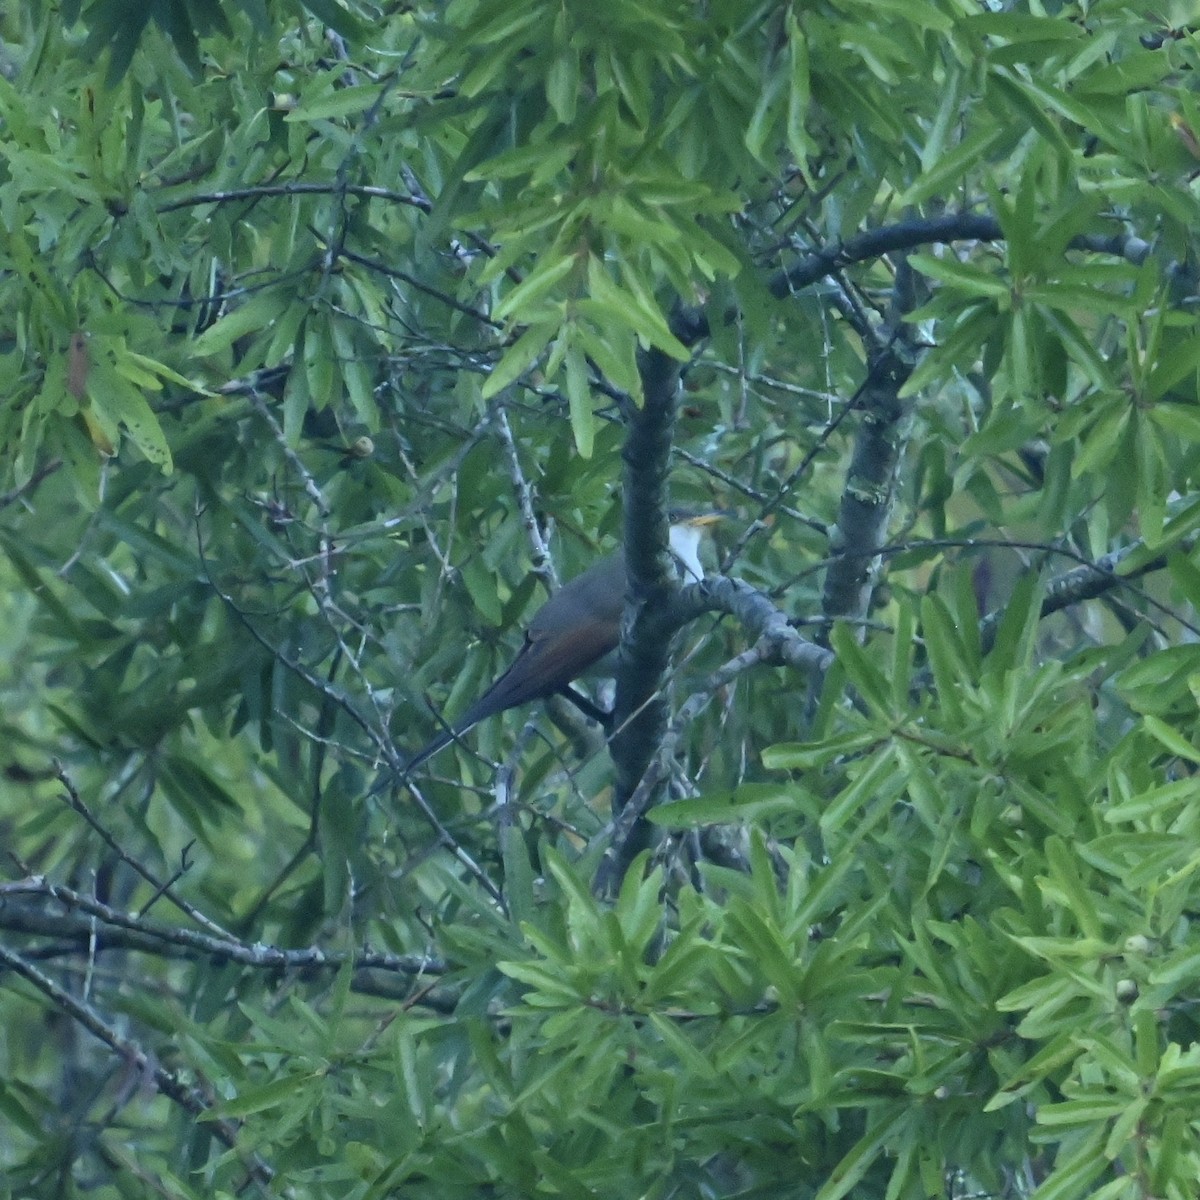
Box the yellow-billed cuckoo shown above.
[405,513,720,773]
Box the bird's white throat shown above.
[669,522,706,582]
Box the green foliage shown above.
[4,1,1200,1197]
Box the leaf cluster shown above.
[4,1,1200,1198]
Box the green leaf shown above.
[460,556,502,625]
[545,48,580,125]
[84,356,173,471]
[206,1071,323,1119]
[908,252,1010,299]
[744,60,787,164]
[1042,836,1103,940]
[898,126,1007,207]
[0,532,84,638]
[562,342,594,458]
[1023,1128,1109,1200]
[648,783,802,826]
[481,322,558,399]
[1150,401,1200,442]
[492,254,577,323]
[501,825,536,927]
[614,263,690,359]
[297,0,367,41]
[812,1104,909,1200]
[191,291,288,359]
[286,83,382,123]
[761,731,878,772]
[574,323,641,399]
[820,748,903,839]
[785,13,814,164]
[829,623,892,716]
[1142,715,1200,765]
[304,320,337,411]
[920,595,969,725]
[647,1012,717,1078]
[985,570,1042,676]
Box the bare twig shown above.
[53,763,236,941]
[0,459,62,511]
[156,181,430,216]
[0,941,277,1192]
[496,405,559,591]
[0,877,445,976]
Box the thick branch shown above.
[610,347,686,864]
[0,878,445,976]
[674,575,835,679]
[820,341,914,633]
[595,576,833,893]
[979,538,1189,653]
[670,212,1156,346]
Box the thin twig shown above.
[0,877,445,975]
[156,181,430,216]
[0,459,62,511]
[0,941,277,1193]
[496,405,559,590]
[53,763,236,941]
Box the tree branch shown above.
[0,877,446,977]
[670,212,1158,346]
[673,575,835,680]
[0,940,277,1192]
[819,261,920,634]
[610,347,687,870]
[595,576,833,893]
[156,180,430,216]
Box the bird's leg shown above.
[559,685,613,730]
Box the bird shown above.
[402,512,722,775]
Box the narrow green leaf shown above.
[1152,1108,1186,1195]
[898,126,1006,207]
[813,1104,909,1200]
[481,322,557,399]
[563,343,594,458]
[908,252,1010,299]
[760,731,877,771]
[493,254,576,323]
[1142,715,1200,765]
[829,623,892,716]
[820,748,900,838]
[648,783,801,826]
[920,595,968,724]
[0,533,84,637]
[647,1012,717,1078]
[744,66,786,164]
[786,14,813,163]
[1043,835,1103,940]
[285,84,380,123]
[206,1071,322,1119]
[1023,1128,1108,1200]
[1151,402,1200,441]
[501,825,536,927]
[191,290,286,358]
[545,49,580,125]
[297,0,367,41]
[985,570,1042,676]
[304,320,337,410]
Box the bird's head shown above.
[667,509,727,582]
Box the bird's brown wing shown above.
[458,561,625,724]
[405,553,626,771]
